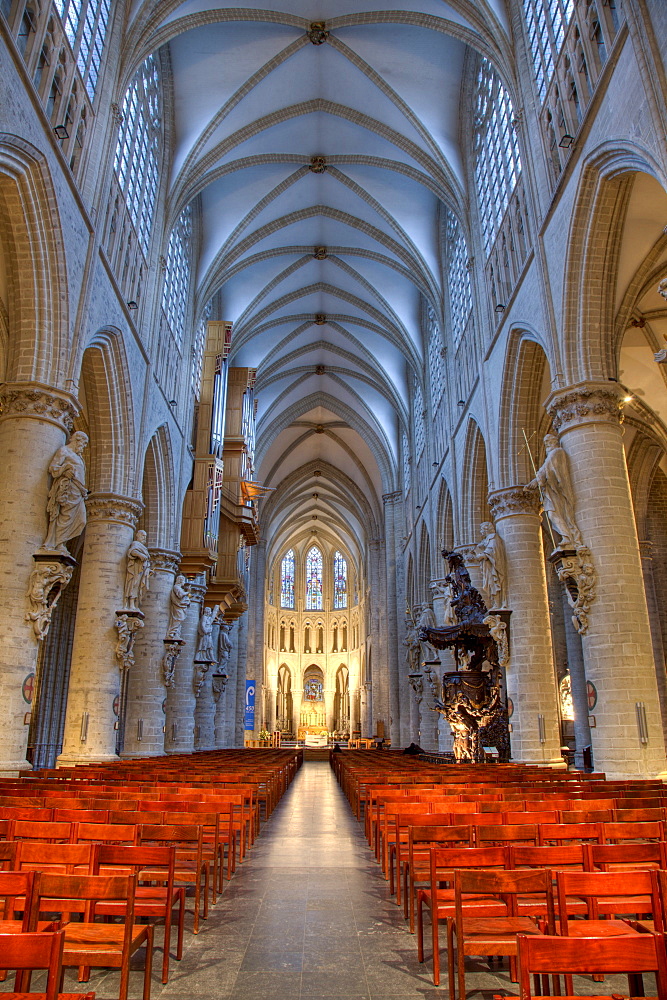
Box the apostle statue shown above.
[526,433,582,548]
[123,529,152,610]
[217,620,233,672]
[475,521,507,609]
[42,430,89,553]
[195,606,215,662]
[166,574,190,640]
[417,604,438,659]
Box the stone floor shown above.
[5,760,651,999]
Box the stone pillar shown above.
[234,612,249,747]
[121,549,180,758]
[639,540,667,748]
[368,537,388,737]
[58,494,142,765]
[0,383,78,771]
[547,383,667,777]
[560,584,592,770]
[382,492,402,744]
[488,487,561,764]
[194,667,216,750]
[164,572,206,755]
[323,686,335,733]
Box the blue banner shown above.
[244,680,256,730]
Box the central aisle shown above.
[145,760,508,999]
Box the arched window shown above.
[54,0,111,99]
[161,205,192,345]
[402,432,411,494]
[280,549,295,609]
[113,55,160,256]
[413,380,425,459]
[522,0,574,103]
[444,211,473,345]
[333,551,347,610]
[426,306,445,407]
[473,59,522,256]
[305,546,323,611]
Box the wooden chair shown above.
[602,820,665,843]
[0,928,96,1000]
[476,824,539,847]
[510,929,667,1000]
[403,824,474,932]
[585,841,667,872]
[0,870,36,932]
[15,842,99,876]
[451,868,555,999]
[137,824,209,933]
[94,844,184,984]
[0,841,17,870]
[502,810,559,825]
[416,845,508,988]
[73,822,138,846]
[538,822,604,846]
[387,811,450,895]
[160,810,221,903]
[8,820,73,843]
[555,869,658,938]
[31,871,154,1000]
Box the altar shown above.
[297,723,329,746]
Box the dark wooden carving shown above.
[418,550,510,762]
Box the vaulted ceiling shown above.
[122,1,514,564]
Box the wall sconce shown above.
[54,125,69,140]
[495,303,505,313]
[559,134,574,148]
[537,713,546,744]
[636,702,649,745]
[168,399,177,407]
[80,711,89,743]
[457,400,465,407]
[127,300,138,310]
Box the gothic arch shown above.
[78,329,137,497]
[0,134,70,385]
[562,142,667,384]
[497,331,553,486]
[435,477,455,551]
[459,418,490,545]
[418,521,432,600]
[139,424,177,549]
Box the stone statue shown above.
[217,620,233,672]
[195,606,215,662]
[166,574,190,640]
[42,430,89,553]
[475,521,507,609]
[417,604,438,659]
[526,433,582,548]
[123,529,152,611]
[403,616,421,673]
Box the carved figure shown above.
[166,575,190,640]
[417,605,438,659]
[26,560,74,640]
[212,672,228,703]
[403,616,421,672]
[217,620,233,671]
[195,606,215,662]
[475,521,507,609]
[658,277,667,301]
[123,529,152,610]
[526,433,582,548]
[114,613,144,672]
[42,431,89,552]
[162,642,181,688]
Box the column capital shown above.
[488,485,542,520]
[0,381,80,432]
[382,490,403,505]
[546,381,625,433]
[85,493,143,527]
[149,548,181,575]
[187,572,208,603]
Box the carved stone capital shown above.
[546,382,624,432]
[488,485,542,520]
[162,639,184,688]
[0,382,79,432]
[187,574,208,603]
[149,548,181,575]
[549,545,597,635]
[212,672,228,703]
[114,611,144,672]
[86,493,143,527]
[382,490,403,505]
[25,553,75,641]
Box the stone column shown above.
[639,540,667,748]
[121,549,180,758]
[547,382,667,777]
[194,667,216,750]
[488,487,562,764]
[164,572,206,755]
[560,584,592,770]
[0,383,78,771]
[58,494,142,765]
[382,492,402,744]
[234,612,249,747]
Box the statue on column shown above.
[166,574,190,640]
[195,606,215,662]
[525,433,582,548]
[475,521,507,609]
[42,431,89,553]
[403,614,421,673]
[123,529,152,611]
[217,620,233,672]
[417,604,439,660]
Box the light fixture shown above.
[495,303,505,313]
[168,399,177,407]
[623,395,634,403]
[457,400,465,407]
[608,377,618,382]
[559,133,574,148]
[54,125,69,140]
[432,462,438,467]
[127,300,138,310]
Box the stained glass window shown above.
[113,55,160,256]
[305,546,323,611]
[54,0,111,100]
[522,0,574,103]
[333,551,348,609]
[280,549,294,608]
[445,211,473,345]
[473,59,522,256]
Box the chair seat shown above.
[560,918,641,937]
[3,993,96,999]
[63,922,149,960]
